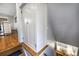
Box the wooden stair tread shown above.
[0,44,22,56]
[19,52,25,56]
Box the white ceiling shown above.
[0,3,16,16]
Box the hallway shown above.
[0,3,79,56]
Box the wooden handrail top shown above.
[22,43,48,56]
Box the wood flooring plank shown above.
[0,31,20,56]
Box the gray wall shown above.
[48,3,79,48]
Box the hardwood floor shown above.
[0,31,48,56]
[0,31,19,52]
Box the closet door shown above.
[21,4,36,50]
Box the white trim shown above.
[0,16,8,19]
[56,41,78,56]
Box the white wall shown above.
[36,4,47,52]
[40,46,55,56]
[0,3,16,16]
[8,16,17,30]
[16,3,47,52]
[16,3,24,43]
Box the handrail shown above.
[22,43,48,56]
[0,43,48,56]
[22,43,37,56]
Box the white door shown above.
[21,4,36,50]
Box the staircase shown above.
[0,43,48,56]
[0,44,25,56]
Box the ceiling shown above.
[0,3,16,16]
